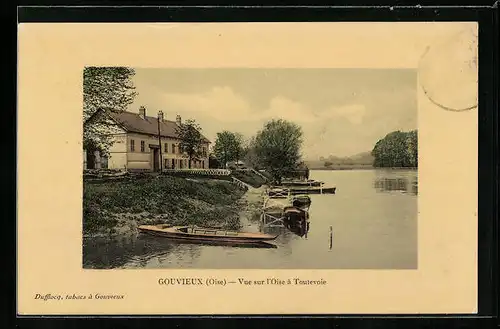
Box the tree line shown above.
[371,130,418,168]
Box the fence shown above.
[162,168,231,176]
[231,176,249,191]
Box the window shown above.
[164,143,168,153]
[172,144,176,154]
[140,141,145,152]
[130,139,135,152]
[164,159,169,169]
[202,147,207,157]
[202,160,205,169]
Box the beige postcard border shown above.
[17,22,477,315]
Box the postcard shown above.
[17,22,478,315]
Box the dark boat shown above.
[283,206,308,223]
[291,195,312,208]
[138,224,279,243]
[283,218,310,237]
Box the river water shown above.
[83,169,417,269]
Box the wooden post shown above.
[157,111,163,172]
[329,226,333,250]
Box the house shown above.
[83,107,210,171]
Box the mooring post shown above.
[329,226,333,250]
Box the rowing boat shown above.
[138,224,279,243]
[267,186,336,196]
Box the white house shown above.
[84,107,210,171]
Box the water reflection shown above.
[373,176,418,195]
[83,234,178,269]
[165,239,278,249]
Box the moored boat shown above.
[280,179,324,187]
[283,206,309,223]
[138,224,279,243]
[267,186,336,196]
[291,195,312,208]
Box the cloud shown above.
[321,104,367,125]
[161,86,317,124]
[161,86,253,122]
[262,96,316,123]
[161,86,367,127]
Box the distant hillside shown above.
[305,151,374,170]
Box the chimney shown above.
[176,114,182,126]
[139,106,146,119]
[158,110,164,122]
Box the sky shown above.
[127,68,417,160]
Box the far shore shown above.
[308,166,417,171]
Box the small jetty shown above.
[260,177,335,229]
[266,186,336,197]
[261,189,311,228]
[266,178,336,196]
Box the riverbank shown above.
[83,176,249,237]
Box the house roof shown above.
[103,110,210,143]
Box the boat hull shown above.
[137,225,278,243]
[140,230,278,248]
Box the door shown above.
[152,149,159,171]
[86,152,95,169]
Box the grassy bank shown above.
[231,170,268,188]
[83,176,247,236]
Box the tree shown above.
[233,132,244,163]
[371,130,418,168]
[176,119,204,169]
[253,119,303,184]
[242,136,261,170]
[208,152,221,169]
[83,67,137,157]
[213,131,243,168]
[406,130,418,167]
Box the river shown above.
[83,169,418,269]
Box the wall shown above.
[107,133,128,169]
[84,112,128,170]
[126,132,210,170]
[86,131,211,171]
